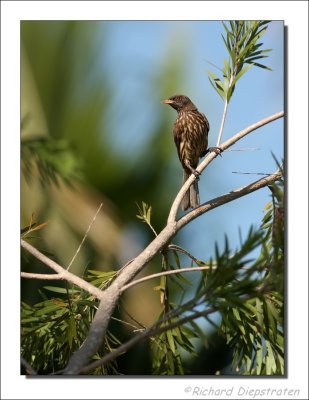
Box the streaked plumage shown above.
[163,94,210,210]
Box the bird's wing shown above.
[173,115,184,162]
[202,112,210,133]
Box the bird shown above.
[163,94,211,211]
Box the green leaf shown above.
[238,26,252,49]
[234,63,253,83]
[245,55,269,64]
[265,340,277,374]
[223,58,231,79]
[43,286,79,294]
[248,61,272,71]
[35,304,66,316]
[222,21,230,35]
[221,33,235,62]
[232,308,246,335]
[67,315,77,348]
[208,76,224,100]
[208,70,224,90]
[246,48,272,58]
[256,340,263,374]
[255,297,264,328]
[227,64,252,102]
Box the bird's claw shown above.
[193,169,201,179]
[208,146,223,157]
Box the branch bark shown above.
[21,272,63,280]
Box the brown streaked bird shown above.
[163,94,210,211]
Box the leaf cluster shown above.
[219,174,284,375]
[21,270,117,375]
[208,21,272,102]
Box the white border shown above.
[1,1,308,399]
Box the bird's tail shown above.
[182,171,200,211]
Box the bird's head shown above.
[162,94,197,113]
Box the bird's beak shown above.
[162,99,174,104]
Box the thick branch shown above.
[21,239,103,300]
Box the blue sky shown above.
[95,21,284,259]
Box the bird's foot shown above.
[207,146,223,157]
[185,161,201,180]
[192,169,201,179]
[186,167,201,181]
[187,166,201,180]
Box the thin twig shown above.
[232,171,272,175]
[110,316,142,331]
[121,266,213,293]
[216,74,234,146]
[67,203,103,271]
[116,257,135,275]
[120,302,147,330]
[226,147,260,151]
[216,95,229,146]
[168,243,202,264]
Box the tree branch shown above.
[176,170,282,230]
[21,272,63,280]
[21,239,104,300]
[120,265,213,293]
[216,74,233,146]
[66,202,103,271]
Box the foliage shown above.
[208,21,272,103]
[21,270,117,374]
[219,169,284,375]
